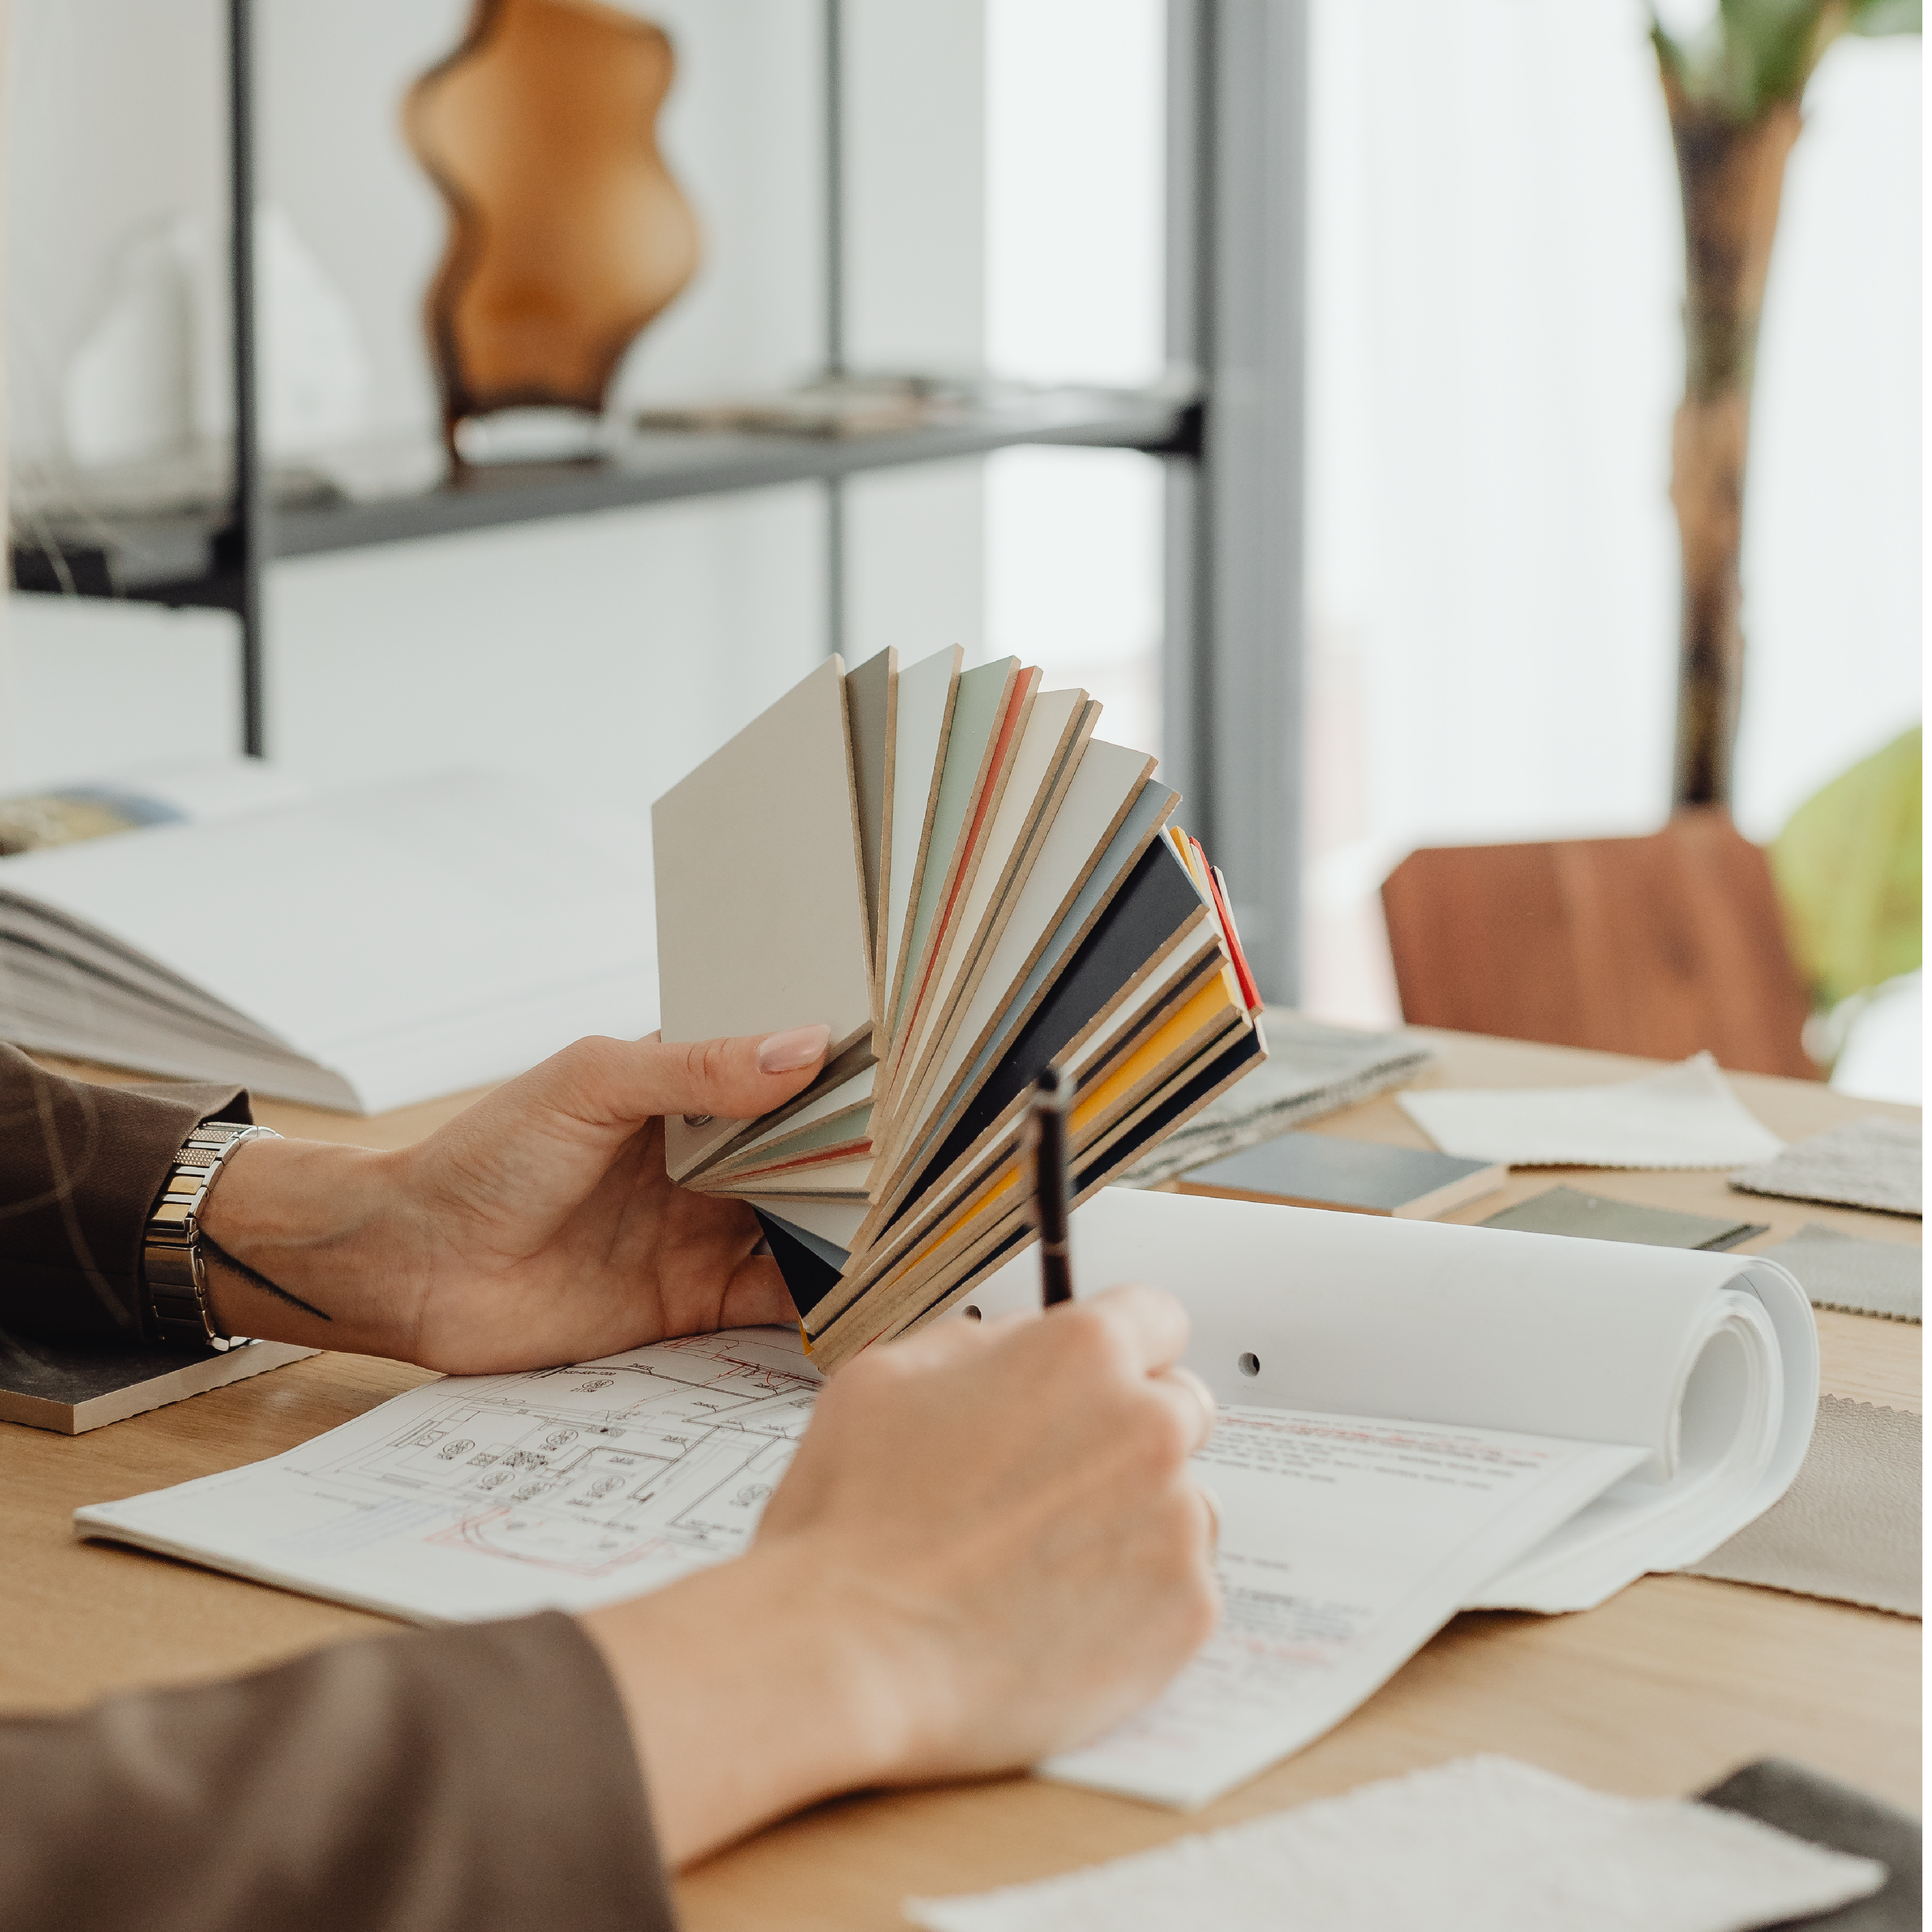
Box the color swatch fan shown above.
[653,648,1268,1367]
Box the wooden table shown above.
[4,1031,1920,1930]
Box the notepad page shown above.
[1042,1409,1643,1807]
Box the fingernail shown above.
[757,1024,831,1075]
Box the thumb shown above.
[540,1024,834,1129]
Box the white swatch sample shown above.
[906,1755,1886,1932]
[1399,1053,1784,1169]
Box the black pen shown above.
[1030,1066,1075,1306]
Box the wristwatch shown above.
[142,1120,281,1349]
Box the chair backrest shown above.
[1380,810,1817,1078]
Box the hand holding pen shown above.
[1027,1063,1219,1544]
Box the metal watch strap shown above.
[143,1120,282,1349]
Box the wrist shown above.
[582,1538,920,1868]
[196,1135,419,1356]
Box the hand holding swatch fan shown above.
[651,648,1267,1366]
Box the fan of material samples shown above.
[653,647,1268,1368]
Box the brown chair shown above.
[1380,810,1817,1078]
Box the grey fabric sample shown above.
[1698,1759,1921,1931]
[1760,1224,1922,1323]
[1730,1118,1922,1218]
[1120,1009,1434,1186]
[1684,1397,1921,1616]
[1481,1185,1765,1251]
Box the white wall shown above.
[843,0,988,675]
[983,0,1166,756]
[3,0,988,810]
[1740,37,1923,836]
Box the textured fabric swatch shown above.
[1122,1010,1433,1187]
[1399,1053,1784,1170]
[1699,1760,1921,1932]
[905,1756,1886,1932]
[1730,1119,1921,1218]
[1684,1397,1921,1616]
[1480,1185,1765,1251]
[1757,1225,1921,1323]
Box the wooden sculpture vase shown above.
[405,0,700,448]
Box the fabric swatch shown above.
[1399,1053,1784,1170]
[905,1755,1885,1932]
[1481,1186,1766,1251]
[1698,1759,1920,1932]
[1683,1397,1921,1617]
[1121,1010,1434,1187]
[1757,1225,1921,1323]
[1729,1119,1922,1218]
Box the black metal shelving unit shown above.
[13,390,1197,595]
[10,0,1307,1002]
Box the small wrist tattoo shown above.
[201,1233,333,1324]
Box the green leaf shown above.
[1718,0,1831,110]
[1848,0,1922,35]
[1652,0,1916,118]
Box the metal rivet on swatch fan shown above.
[682,1114,713,1127]
[1238,1353,1260,1377]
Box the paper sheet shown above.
[1041,1411,1642,1806]
[907,1756,1886,1932]
[1399,1052,1784,1169]
[77,1188,1822,1809]
[2,771,659,1112]
[966,1190,1819,1613]
[77,1337,1634,1812]
[75,1330,820,1624]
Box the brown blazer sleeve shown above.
[0,1610,676,1932]
[0,1043,252,1343]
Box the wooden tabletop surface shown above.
[5,1030,1920,1929]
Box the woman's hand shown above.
[582,1285,1221,1868]
[198,1025,830,1371]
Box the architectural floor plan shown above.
[317,1330,818,1578]
[75,1329,823,1623]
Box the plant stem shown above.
[1660,65,1802,812]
